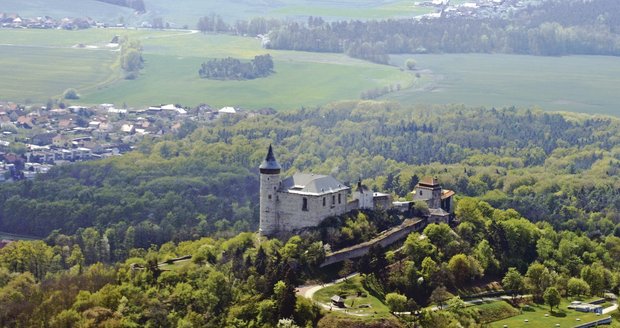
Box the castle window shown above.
[268,195,272,200]
[323,197,326,206]
[338,193,341,204]
[332,195,335,205]
[302,197,308,211]
[274,186,277,190]
[420,190,423,196]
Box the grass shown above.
[145,0,434,27]
[0,29,412,110]
[488,299,605,328]
[313,275,391,318]
[271,1,434,20]
[0,45,118,104]
[2,0,133,24]
[4,0,437,28]
[475,300,520,324]
[388,54,620,116]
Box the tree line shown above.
[199,54,274,80]
[119,37,144,79]
[95,0,145,13]
[196,0,620,63]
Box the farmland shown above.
[2,27,620,115]
[0,28,411,110]
[389,54,620,116]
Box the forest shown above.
[267,0,620,60]
[197,0,620,62]
[94,0,146,13]
[198,54,274,80]
[2,101,620,326]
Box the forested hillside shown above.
[2,101,620,254]
[265,0,620,59]
[2,101,620,326]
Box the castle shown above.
[259,145,453,236]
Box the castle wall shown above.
[321,218,427,267]
[276,190,348,231]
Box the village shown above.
[0,101,265,182]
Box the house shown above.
[331,295,346,308]
[350,180,393,211]
[31,132,57,146]
[219,107,237,114]
[412,177,454,212]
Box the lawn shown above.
[0,29,412,110]
[388,54,620,116]
[313,275,391,318]
[488,299,605,328]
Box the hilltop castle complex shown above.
[259,145,454,236]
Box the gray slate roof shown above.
[281,173,349,196]
[259,145,281,171]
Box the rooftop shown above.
[281,173,349,196]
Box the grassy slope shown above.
[388,54,620,116]
[4,0,436,28]
[145,0,433,27]
[313,275,391,319]
[0,29,412,110]
[0,45,117,103]
[488,299,602,328]
[1,0,134,22]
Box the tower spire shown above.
[259,144,281,174]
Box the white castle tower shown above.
[259,145,281,235]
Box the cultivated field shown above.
[4,0,437,28]
[389,54,620,116]
[3,27,620,114]
[0,45,118,104]
[2,0,134,23]
[0,28,412,110]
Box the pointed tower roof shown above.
[259,144,281,174]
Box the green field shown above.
[488,299,605,328]
[2,0,134,23]
[389,54,620,116]
[5,0,435,28]
[0,29,412,110]
[0,45,118,104]
[313,275,391,318]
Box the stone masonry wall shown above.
[277,190,348,231]
[320,218,427,267]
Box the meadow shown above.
[4,0,436,28]
[3,27,620,114]
[0,45,118,104]
[2,0,133,24]
[389,54,620,116]
[487,299,604,328]
[0,28,412,110]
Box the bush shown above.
[63,88,79,99]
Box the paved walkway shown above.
[602,303,618,314]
